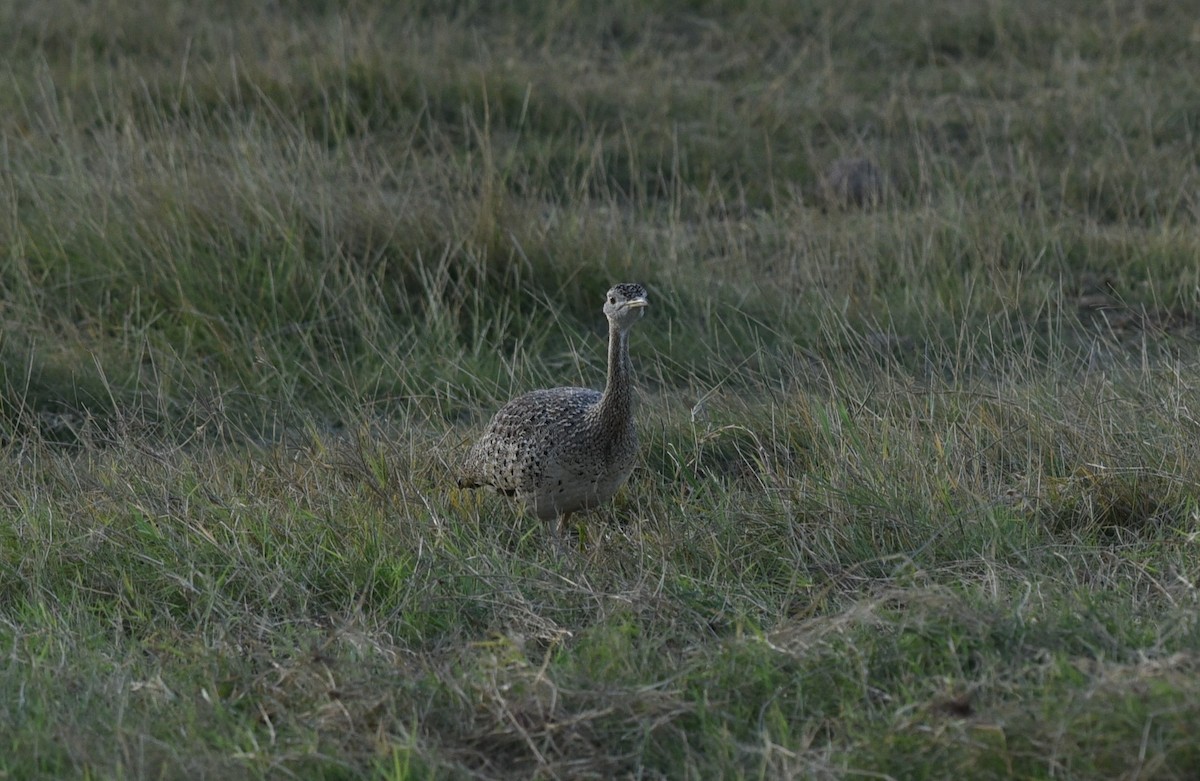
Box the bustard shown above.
[457,283,649,535]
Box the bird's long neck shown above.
[597,322,633,424]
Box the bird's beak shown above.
[626,298,649,309]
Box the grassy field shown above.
[3,1,1200,778]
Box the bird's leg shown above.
[550,512,570,555]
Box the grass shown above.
[2,0,1200,778]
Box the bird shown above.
[457,282,650,537]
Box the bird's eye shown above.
[609,296,616,305]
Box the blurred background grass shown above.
[4,0,1198,435]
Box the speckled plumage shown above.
[457,283,649,528]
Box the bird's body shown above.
[457,283,649,531]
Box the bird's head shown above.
[603,282,650,330]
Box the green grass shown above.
[3,0,1200,778]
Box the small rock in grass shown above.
[821,157,888,208]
